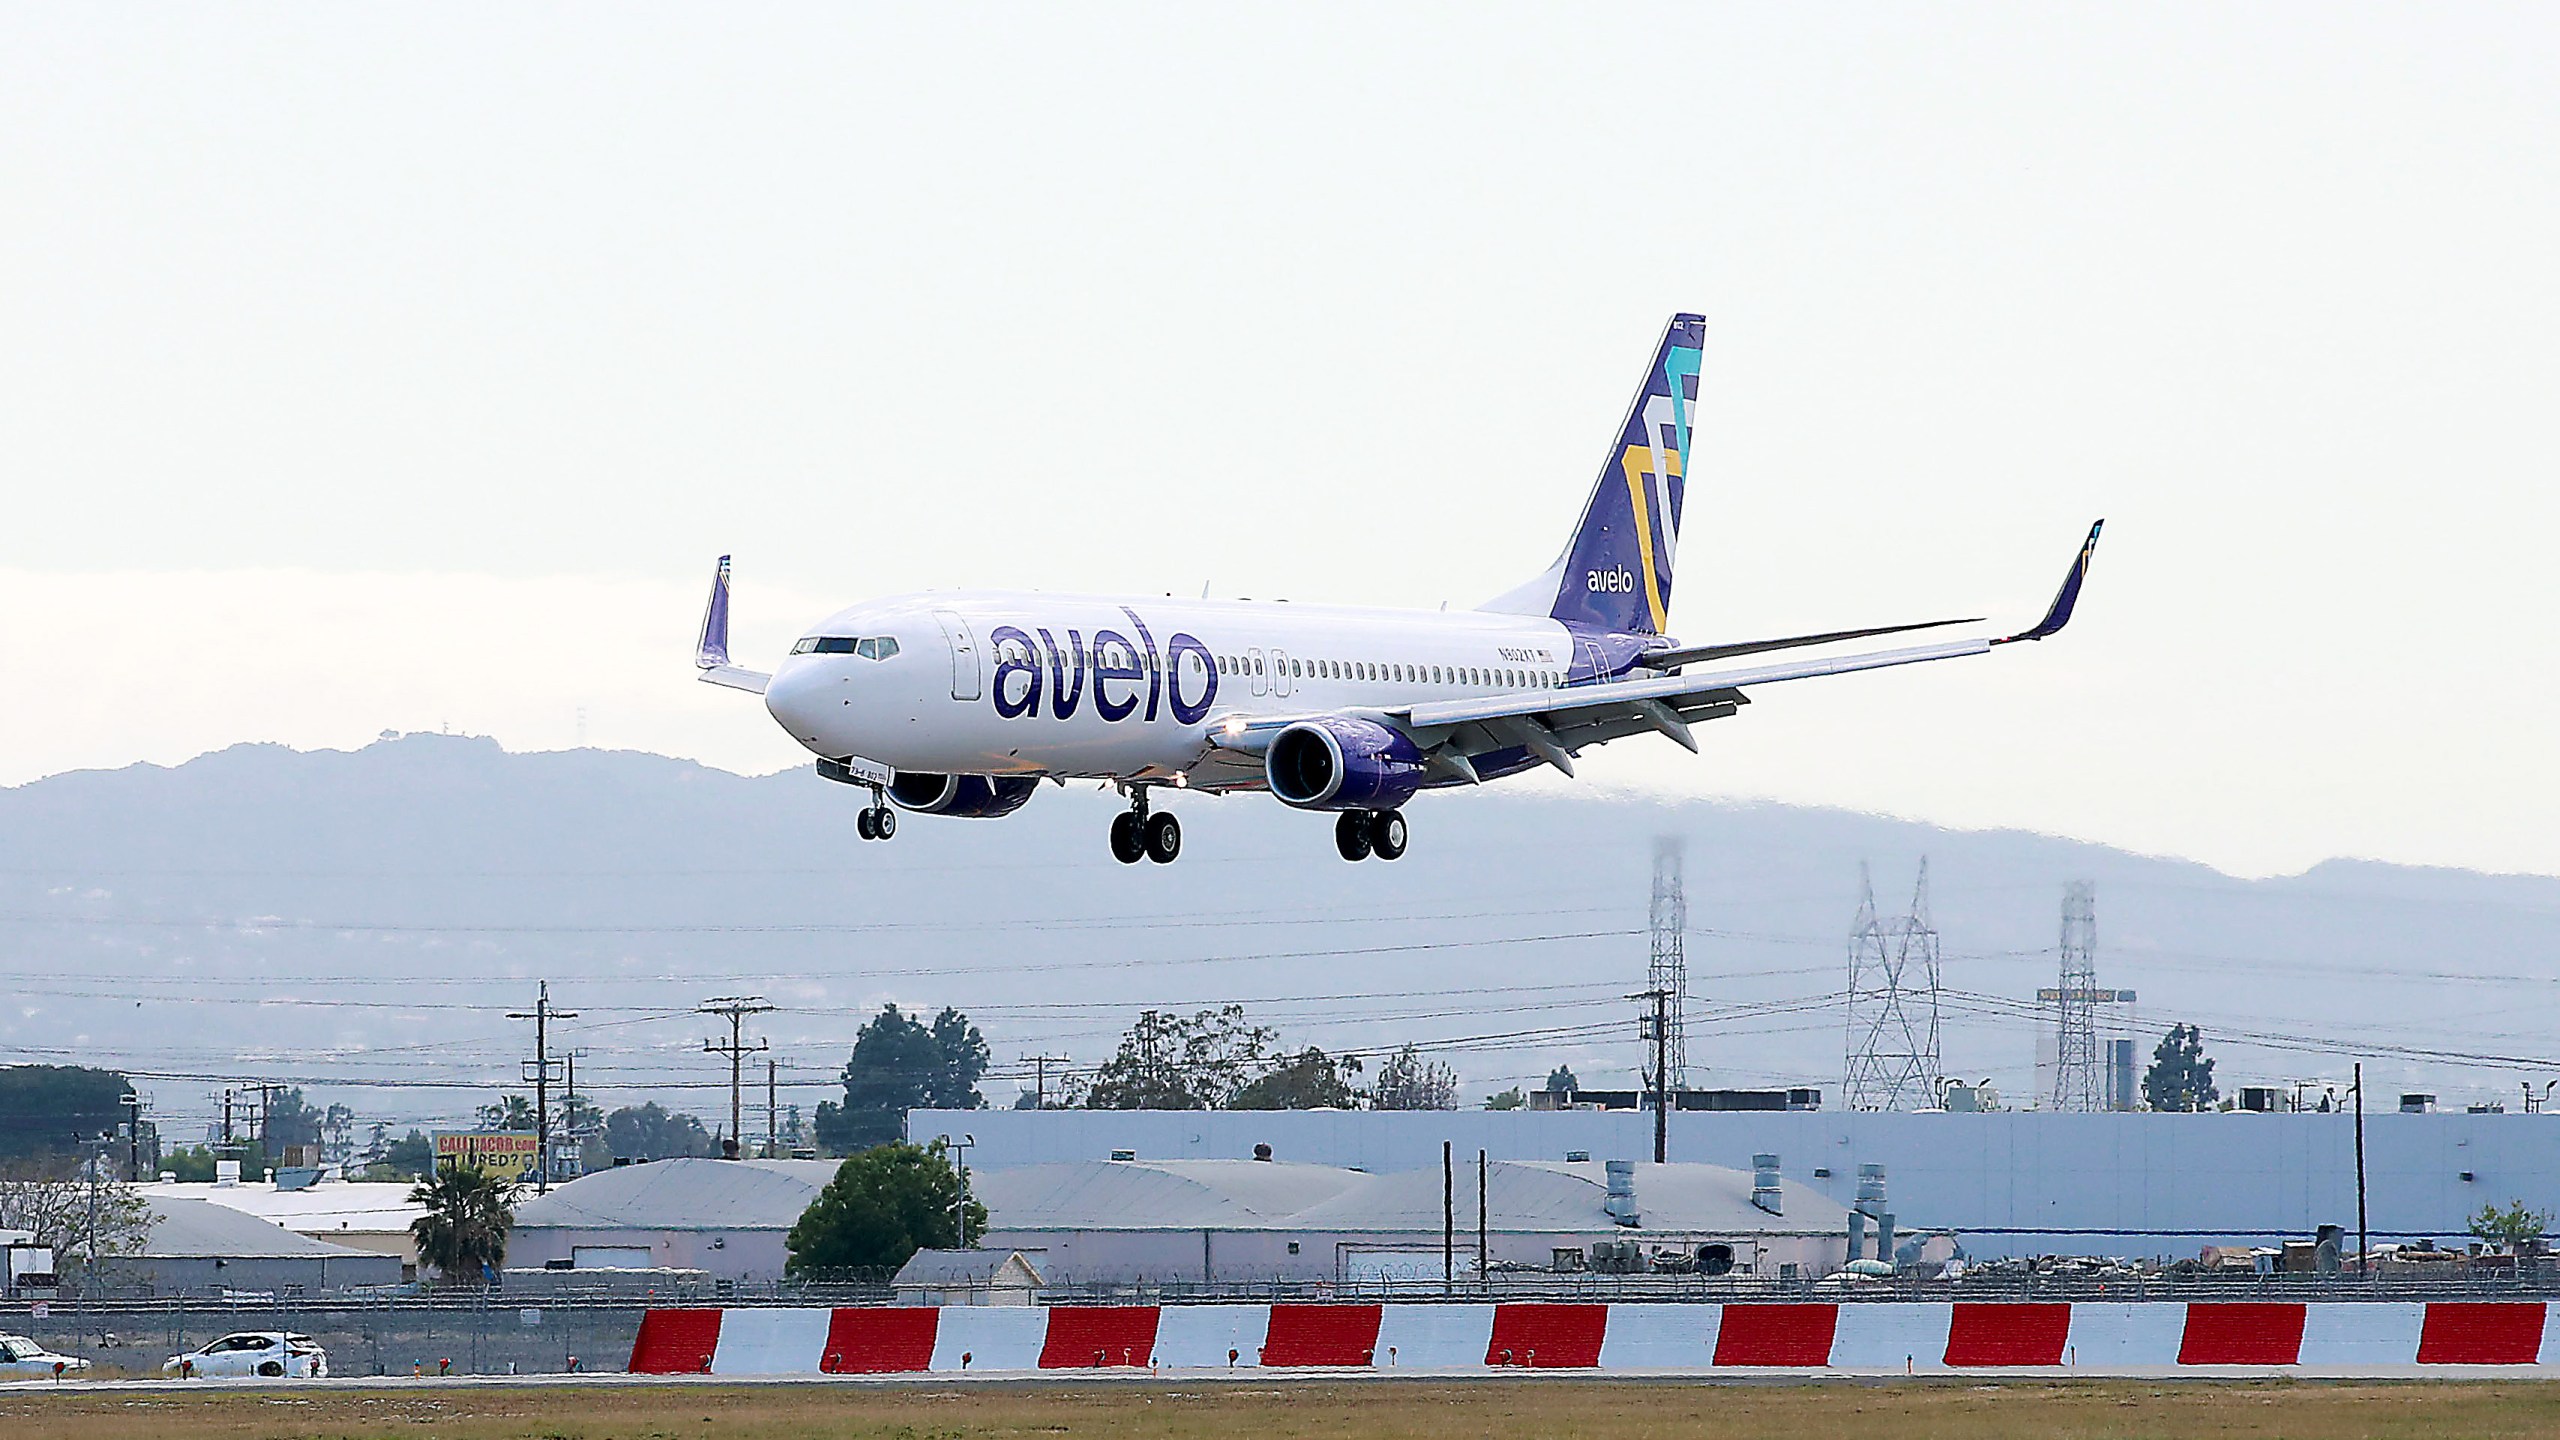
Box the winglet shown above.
[1993,520,2103,645]
[695,555,736,669]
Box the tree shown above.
[1544,1066,1579,1097]
[0,1159,157,1262]
[1482,1087,1526,1111]
[0,1066,137,1163]
[382,1130,435,1178]
[259,1087,324,1155]
[1085,1007,1276,1110]
[785,1139,984,1275]
[2470,1200,2552,1253]
[1371,1044,1458,1111]
[2142,1024,2219,1112]
[475,1094,536,1131]
[408,1163,519,1285]
[602,1103,715,1161]
[1233,1048,1364,1110]
[813,1005,990,1153]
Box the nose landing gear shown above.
[855,784,897,841]
[1334,808,1407,862]
[1110,787,1182,864]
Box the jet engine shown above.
[1264,717,1429,811]
[886,772,1041,818]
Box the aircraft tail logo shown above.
[1482,313,1702,636]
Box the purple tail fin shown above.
[1482,314,1704,635]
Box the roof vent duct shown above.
[1750,1153,1782,1215]
[1603,1159,1640,1227]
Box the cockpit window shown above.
[792,636,896,658]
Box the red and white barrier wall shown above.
[628,1300,2560,1374]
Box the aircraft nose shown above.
[763,660,838,752]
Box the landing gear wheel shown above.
[1367,808,1408,861]
[1334,811,1373,862]
[857,807,878,841]
[1109,811,1145,864]
[1144,811,1182,864]
[872,806,896,840]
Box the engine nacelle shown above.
[887,772,1041,818]
[1265,717,1429,811]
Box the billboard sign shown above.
[433,1131,538,1180]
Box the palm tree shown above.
[408,1163,519,1285]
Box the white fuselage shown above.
[761,591,1592,787]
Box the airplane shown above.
[694,313,2102,864]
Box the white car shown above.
[162,1332,328,1379]
[0,1334,88,1379]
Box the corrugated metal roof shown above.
[1285,1161,1851,1236]
[976,1159,1845,1235]
[512,1159,840,1232]
[137,1197,387,1259]
[971,1160,1366,1231]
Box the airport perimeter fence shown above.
[13,1266,2560,1377]
[0,1292,659,1378]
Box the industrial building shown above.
[509,1159,838,1281]
[915,1106,2560,1261]
[972,1156,1854,1285]
[153,1177,425,1274]
[104,1197,403,1295]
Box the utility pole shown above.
[700,996,775,1155]
[766,1058,779,1159]
[564,1050,584,1176]
[1634,987,1672,1163]
[1476,1149,1489,1283]
[1021,1054,1070,1110]
[1441,1140,1454,1297]
[2354,1062,2369,1277]
[510,982,577,1193]
[121,1093,144,1182]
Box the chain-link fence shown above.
[2,1293,650,1378]
[11,1263,2560,1378]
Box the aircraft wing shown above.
[694,555,772,694]
[1396,640,1983,774]
[1400,519,2103,776]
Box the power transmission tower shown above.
[2048,881,2103,1112]
[700,996,775,1153]
[1648,838,1690,1087]
[510,982,577,1192]
[1842,861,1944,1111]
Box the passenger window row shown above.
[1210,654,1557,689]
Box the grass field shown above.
[12,1380,2560,1440]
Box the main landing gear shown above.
[1109,787,1182,865]
[1334,808,1408,863]
[855,787,897,841]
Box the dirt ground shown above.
[11,1379,2560,1440]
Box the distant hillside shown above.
[4,735,2556,1136]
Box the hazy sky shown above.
[5,5,2556,879]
